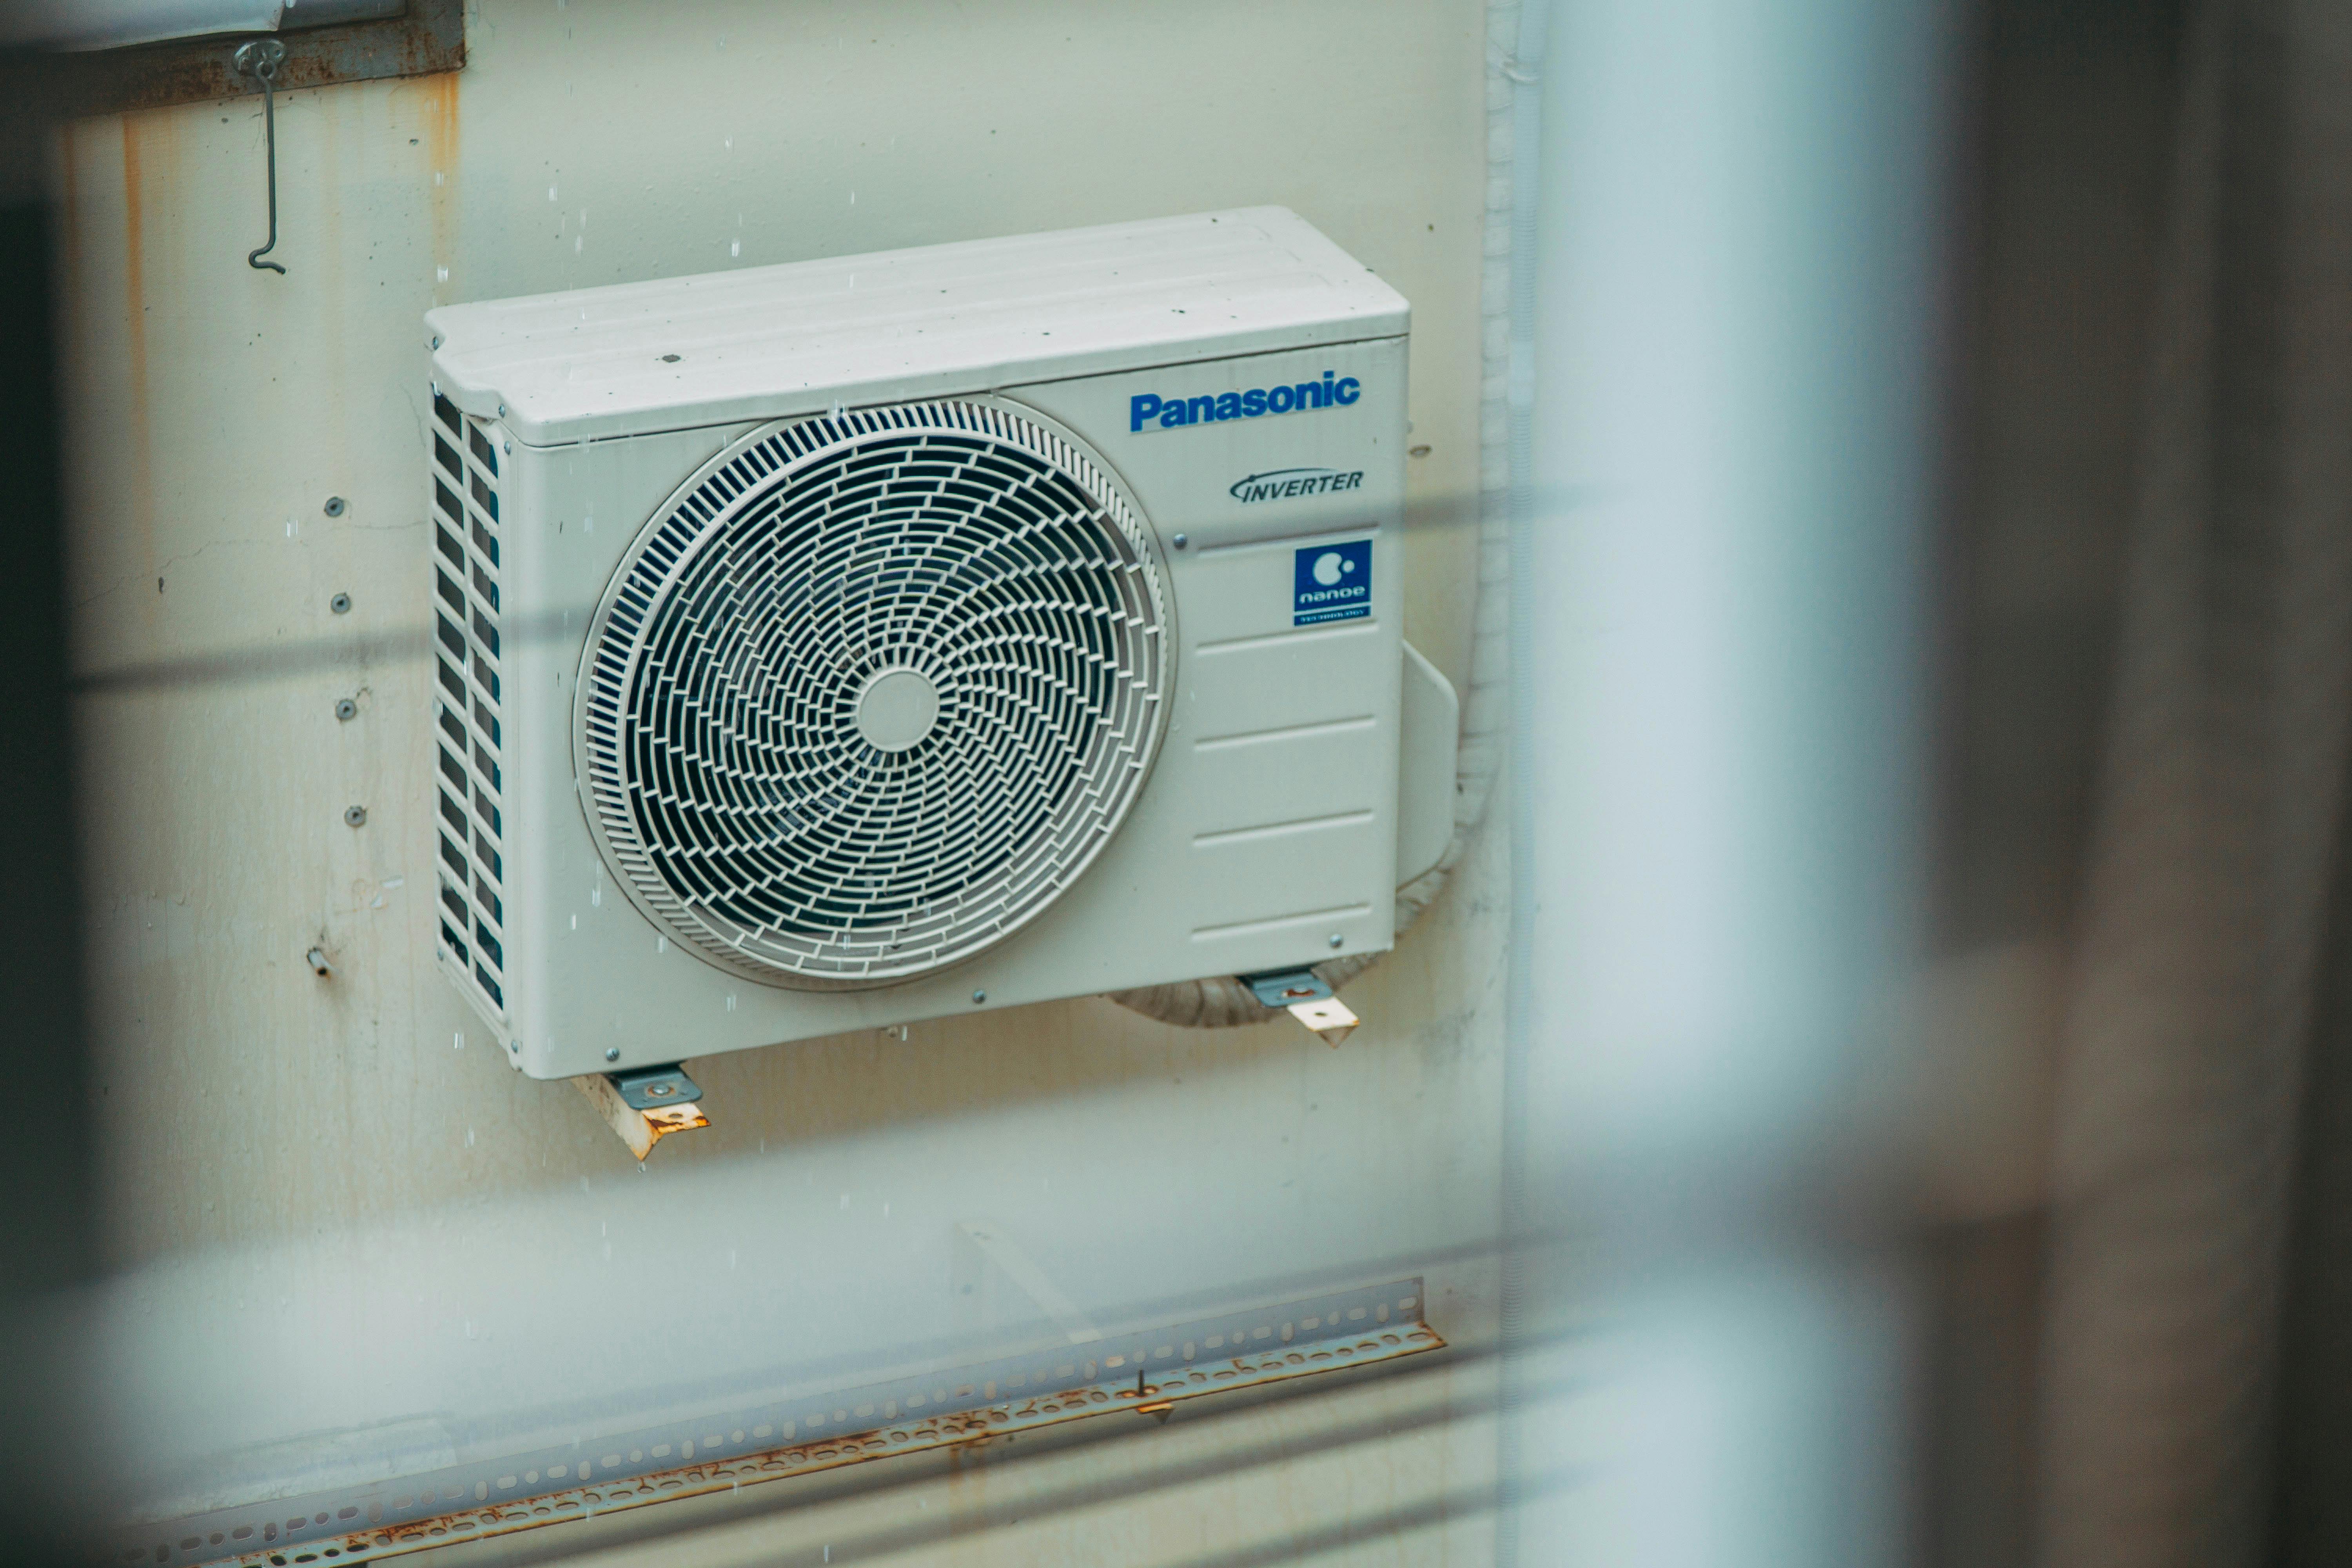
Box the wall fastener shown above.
[330,592,352,614]
[334,697,358,722]
[323,496,347,517]
[344,805,368,827]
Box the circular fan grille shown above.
[577,399,1172,989]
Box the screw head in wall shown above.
[605,1048,620,1062]
[343,805,368,827]
[323,496,346,517]
[972,988,987,1004]
[330,592,352,614]
[334,697,358,722]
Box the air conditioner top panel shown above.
[425,207,1408,446]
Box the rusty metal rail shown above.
[112,1278,1439,1568]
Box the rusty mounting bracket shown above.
[572,1062,709,1160]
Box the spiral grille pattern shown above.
[579,400,1171,987]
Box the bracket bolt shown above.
[343,805,368,827]
[329,592,352,614]
[334,697,358,722]
[323,496,346,517]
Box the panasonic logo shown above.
[1130,370,1362,432]
[1229,467,1366,504]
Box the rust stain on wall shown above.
[119,118,145,411]
[116,113,162,633]
[408,72,460,305]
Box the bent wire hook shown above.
[234,40,288,274]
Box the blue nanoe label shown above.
[1294,540,1372,627]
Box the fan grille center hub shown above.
[854,667,940,753]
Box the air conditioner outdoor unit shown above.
[421,207,1455,1083]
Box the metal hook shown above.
[234,40,287,275]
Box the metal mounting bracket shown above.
[572,1062,709,1160]
[1240,967,1361,1046]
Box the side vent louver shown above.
[430,387,509,1020]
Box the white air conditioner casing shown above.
[422,207,1452,1080]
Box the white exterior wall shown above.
[52,3,1504,1561]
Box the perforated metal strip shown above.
[108,1279,1433,1568]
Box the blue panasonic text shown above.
[1131,371,1362,432]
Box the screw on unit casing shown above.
[606,1048,620,1062]
[1329,933,1343,948]
[972,988,986,1004]
[323,496,346,517]
[343,805,368,827]
[330,592,352,614]
[334,697,358,722]
[1172,533,1188,549]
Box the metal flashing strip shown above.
[111,1278,1437,1568]
[46,0,463,117]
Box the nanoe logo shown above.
[1229,467,1366,504]
[1130,370,1362,432]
